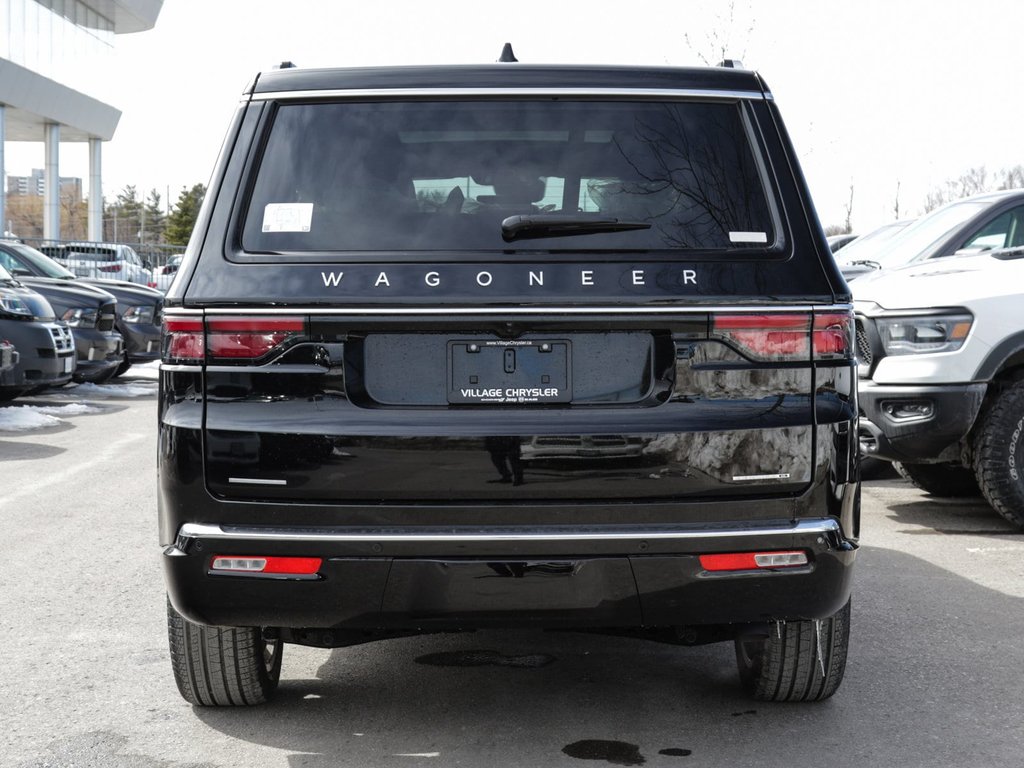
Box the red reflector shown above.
[712,313,811,361]
[699,550,809,572]
[812,311,854,359]
[210,555,322,575]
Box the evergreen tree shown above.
[165,184,206,246]
[144,189,166,244]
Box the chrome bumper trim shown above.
[175,518,841,545]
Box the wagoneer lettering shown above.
[160,57,858,708]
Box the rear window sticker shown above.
[262,203,314,233]
[729,231,769,244]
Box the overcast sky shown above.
[7,0,1023,232]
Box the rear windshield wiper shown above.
[501,214,651,242]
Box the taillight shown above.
[206,316,305,360]
[98,264,119,273]
[163,316,204,362]
[712,313,810,361]
[711,310,854,362]
[812,312,854,360]
[161,314,306,364]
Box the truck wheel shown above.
[166,598,282,706]
[734,600,850,702]
[973,382,1024,529]
[893,461,980,497]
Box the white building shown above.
[0,0,163,239]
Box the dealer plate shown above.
[448,339,571,404]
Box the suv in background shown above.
[855,196,1024,528]
[160,59,859,706]
[44,241,155,287]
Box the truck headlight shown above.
[0,295,32,317]
[876,314,973,355]
[62,308,99,328]
[123,305,156,324]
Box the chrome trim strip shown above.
[250,87,767,103]
[177,518,840,543]
[162,308,204,316]
[200,304,854,317]
[228,477,288,486]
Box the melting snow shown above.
[0,407,64,432]
[47,381,157,398]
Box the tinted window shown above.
[959,205,1024,251]
[242,100,776,254]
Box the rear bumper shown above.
[858,381,986,463]
[164,518,857,630]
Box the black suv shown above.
[160,60,859,706]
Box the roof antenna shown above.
[273,61,296,69]
[717,59,744,69]
[498,43,518,63]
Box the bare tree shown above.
[684,0,756,65]
[893,180,901,220]
[843,184,854,234]
[924,166,989,212]
[997,165,1024,190]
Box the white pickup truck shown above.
[855,248,1024,528]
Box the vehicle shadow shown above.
[0,440,66,461]
[191,545,1024,768]
[884,496,1021,537]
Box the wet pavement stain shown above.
[658,748,693,757]
[414,649,556,668]
[562,740,645,766]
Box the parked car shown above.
[1,242,162,376]
[855,241,1024,527]
[154,254,183,292]
[160,58,859,706]
[0,241,123,383]
[841,191,1024,280]
[0,265,75,400]
[826,233,858,252]
[41,241,155,287]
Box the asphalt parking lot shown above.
[2,382,1022,768]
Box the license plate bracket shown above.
[448,339,571,404]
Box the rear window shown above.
[68,247,117,262]
[241,100,777,255]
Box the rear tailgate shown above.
[184,307,850,504]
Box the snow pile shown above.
[33,403,103,416]
[48,381,157,398]
[0,407,64,432]
[127,361,160,381]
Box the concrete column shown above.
[43,123,61,241]
[88,138,102,241]
[0,105,5,238]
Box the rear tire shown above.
[894,461,979,497]
[166,598,282,706]
[734,600,850,702]
[972,382,1024,529]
